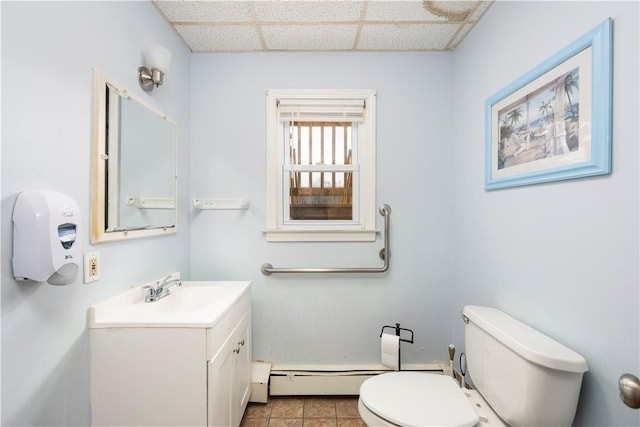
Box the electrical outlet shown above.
[84,252,100,283]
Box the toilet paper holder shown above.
[380,323,414,371]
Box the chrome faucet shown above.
[144,275,182,302]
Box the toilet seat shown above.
[359,372,479,427]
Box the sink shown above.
[88,277,251,328]
[130,285,227,313]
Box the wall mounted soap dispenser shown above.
[12,190,81,285]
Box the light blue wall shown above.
[1,2,191,425]
[450,2,639,426]
[189,52,456,365]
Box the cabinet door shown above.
[232,314,251,426]
[208,336,234,427]
[209,312,252,427]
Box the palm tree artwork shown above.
[538,100,553,124]
[497,65,581,170]
[564,68,579,118]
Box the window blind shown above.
[277,99,365,122]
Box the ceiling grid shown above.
[153,0,493,53]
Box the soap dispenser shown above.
[12,190,81,285]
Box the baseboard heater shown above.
[268,363,445,396]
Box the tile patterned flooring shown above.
[241,396,367,427]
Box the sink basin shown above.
[132,286,227,313]
[88,279,251,328]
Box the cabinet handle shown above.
[233,347,240,354]
[238,339,245,346]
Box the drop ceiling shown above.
[153,1,493,53]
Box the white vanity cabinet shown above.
[89,281,251,427]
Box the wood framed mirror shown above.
[91,70,177,243]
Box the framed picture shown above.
[485,18,612,190]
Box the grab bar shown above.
[261,204,391,275]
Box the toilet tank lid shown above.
[463,306,588,374]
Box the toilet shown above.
[358,306,588,426]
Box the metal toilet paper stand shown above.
[380,323,414,371]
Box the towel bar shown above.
[261,204,391,275]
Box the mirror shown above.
[92,70,177,243]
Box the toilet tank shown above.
[463,306,588,427]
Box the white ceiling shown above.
[153,0,493,53]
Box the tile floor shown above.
[241,396,366,427]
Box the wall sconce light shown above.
[138,44,171,92]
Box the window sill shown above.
[263,228,378,242]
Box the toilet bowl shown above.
[358,306,588,427]
[358,372,506,427]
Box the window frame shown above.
[265,89,377,242]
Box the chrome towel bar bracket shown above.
[261,204,391,275]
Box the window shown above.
[286,121,354,221]
[265,90,376,242]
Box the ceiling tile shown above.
[366,1,481,22]
[253,1,364,22]
[422,1,482,21]
[365,1,451,22]
[175,24,263,52]
[154,1,254,22]
[262,24,358,50]
[358,23,460,51]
